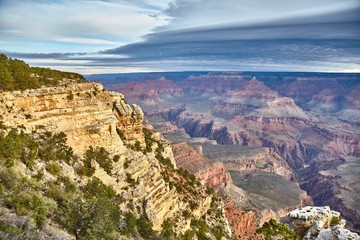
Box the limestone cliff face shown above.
[113,99,145,145]
[0,82,231,237]
[0,83,126,156]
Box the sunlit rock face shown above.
[0,82,232,237]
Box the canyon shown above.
[88,71,360,233]
[1,54,358,239]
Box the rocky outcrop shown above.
[0,82,231,237]
[113,99,145,145]
[288,206,360,239]
[0,83,124,156]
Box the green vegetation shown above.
[160,219,176,240]
[85,146,113,174]
[67,91,74,100]
[37,131,74,164]
[121,212,137,236]
[0,127,125,239]
[126,173,137,184]
[75,146,113,176]
[0,54,86,91]
[0,128,74,170]
[45,162,61,175]
[330,216,340,226]
[58,178,122,239]
[136,215,158,239]
[256,219,300,240]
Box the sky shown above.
[0,0,359,74]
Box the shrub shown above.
[183,210,191,219]
[56,176,76,192]
[136,215,158,240]
[0,183,3,196]
[58,192,121,239]
[191,219,208,240]
[182,230,196,240]
[67,91,74,100]
[256,219,300,240]
[83,177,116,199]
[33,169,44,180]
[84,146,112,175]
[211,226,225,240]
[113,154,120,162]
[46,163,61,175]
[160,219,175,240]
[126,173,136,184]
[330,216,340,226]
[120,212,137,236]
[123,158,131,168]
[37,131,74,164]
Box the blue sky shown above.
[1,0,359,73]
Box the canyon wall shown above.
[0,82,231,237]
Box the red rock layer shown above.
[224,200,262,240]
[171,142,228,188]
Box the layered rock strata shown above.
[0,82,231,237]
[171,142,228,188]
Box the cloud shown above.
[0,0,171,52]
[162,0,360,29]
[1,0,360,73]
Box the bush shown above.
[83,177,116,199]
[113,154,120,162]
[136,215,158,240]
[37,131,74,164]
[0,128,38,169]
[330,216,340,226]
[33,169,44,180]
[58,192,121,239]
[121,212,137,236]
[84,146,112,175]
[126,173,136,184]
[5,191,49,228]
[190,219,208,240]
[75,156,95,177]
[46,163,61,175]
[256,219,300,240]
[160,219,175,240]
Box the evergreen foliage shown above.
[0,53,86,91]
[256,219,300,240]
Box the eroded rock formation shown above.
[0,82,231,237]
[288,206,359,239]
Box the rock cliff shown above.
[0,82,231,238]
[171,142,229,189]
